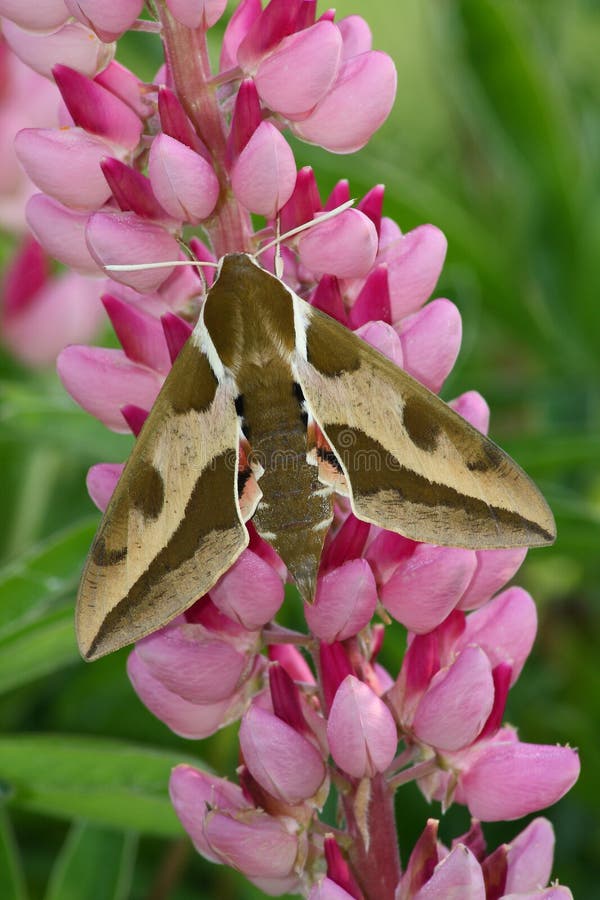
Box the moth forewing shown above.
[76,331,248,661]
[292,301,556,550]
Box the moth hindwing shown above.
[77,253,555,660]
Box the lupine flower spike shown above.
[5,1,578,897]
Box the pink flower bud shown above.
[377,224,448,321]
[268,644,315,684]
[135,620,258,704]
[237,0,304,70]
[254,22,342,119]
[166,0,227,29]
[170,765,247,861]
[231,121,297,217]
[279,165,321,234]
[1,246,104,367]
[380,545,477,633]
[327,675,397,778]
[309,879,357,900]
[57,345,162,432]
[102,295,172,374]
[348,265,391,328]
[121,404,148,436]
[128,649,256,738]
[398,298,462,393]
[26,194,101,274]
[505,818,554,894]
[226,79,262,166]
[355,321,403,366]
[310,275,347,324]
[297,209,377,278]
[239,704,326,804]
[53,64,142,150]
[101,159,170,221]
[86,212,179,293]
[15,127,116,210]
[459,738,580,821]
[321,514,370,573]
[449,391,490,434]
[64,0,143,42]
[0,0,69,31]
[2,19,113,79]
[414,844,485,899]
[458,548,527,611]
[158,87,208,155]
[86,462,123,511]
[305,559,377,643]
[337,15,372,60]
[293,51,397,153]
[457,587,537,686]
[149,133,219,223]
[412,647,494,752]
[209,548,285,630]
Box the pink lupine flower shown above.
[297,208,378,277]
[376,222,448,322]
[166,0,227,30]
[149,134,220,222]
[86,462,123,511]
[26,194,101,273]
[0,0,70,31]
[411,843,486,899]
[327,675,397,778]
[1,18,113,79]
[398,298,462,393]
[230,120,297,217]
[304,559,377,643]
[209,549,285,629]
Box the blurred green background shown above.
[1,0,599,897]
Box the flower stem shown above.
[156,3,252,256]
[342,773,401,900]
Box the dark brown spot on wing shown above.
[164,340,217,414]
[324,424,554,543]
[91,536,127,567]
[306,310,361,377]
[402,395,442,453]
[130,461,164,520]
[466,441,505,472]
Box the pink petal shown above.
[239,704,326,803]
[53,64,142,150]
[149,133,219,222]
[127,650,240,739]
[220,0,261,71]
[101,158,170,221]
[65,0,144,41]
[268,644,315,685]
[15,127,116,210]
[297,208,377,278]
[204,809,299,880]
[412,647,494,752]
[347,264,391,328]
[95,61,152,118]
[86,211,179,293]
[309,878,357,900]
[293,51,397,153]
[231,121,296,217]
[355,320,403,366]
[414,844,485,900]
[26,194,101,273]
[399,298,462,393]
[237,0,304,71]
[327,675,397,778]
[381,545,477,633]
[136,623,255,704]
[506,817,555,894]
[460,742,580,821]
[165,0,227,29]
[305,558,377,642]
[2,19,113,79]
[310,275,347,325]
[337,15,372,61]
[2,270,104,368]
[378,224,448,321]
[102,294,172,373]
[0,0,69,30]
[449,391,490,434]
[57,345,162,432]
[254,21,341,119]
[158,86,210,156]
[169,765,247,862]
[458,547,527,611]
[457,587,537,685]
[86,462,123,511]
[210,549,284,630]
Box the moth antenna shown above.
[274,215,284,279]
[256,199,356,259]
[105,260,219,272]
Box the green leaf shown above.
[0,735,199,837]
[0,520,98,693]
[45,822,137,900]
[0,811,28,900]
